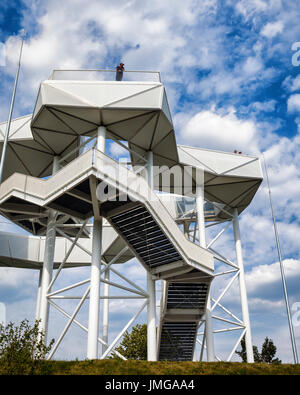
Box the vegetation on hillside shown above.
[112,323,147,360]
[0,359,298,375]
[1,320,296,375]
[236,336,281,363]
[0,319,54,374]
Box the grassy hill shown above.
[1,360,299,375]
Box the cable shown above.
[0,29,26,184]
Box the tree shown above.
[112,323,147,360]
[235,337,261,362]
[260,337,281,364]
[235,337,260,362]
[0,319,54,374]
[236,336,281,363]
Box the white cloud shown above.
[282,75,300,92]
[248,297,284,313]
[235,0,282,20]
[193,71,243,98]
[177,108,260,154]
[287,94,300,113]
[186,52,278,102]
[109,142,129,158]
[242,56,264,75]
[0,268,39,302]
[261,21,284,38]
[0,267,36,289]
[249,100,277,113]
[245,259,300,295]
[1,0,224,114]
[235,0,268,18]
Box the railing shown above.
[175,197,224,221]
[48,69,161,83]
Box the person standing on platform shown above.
[116,63,125,81]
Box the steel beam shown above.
[233,208,254,363]
[195,184,215,362]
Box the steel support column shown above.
[146,150,157,361]
[196,184,215,362]
[87,126,106,359]
[102,267,110,355]
[147,272,157,361]
[97,126,106,152]
[232,208,254,363]
[99,124,110,356]
[35,269,43,321]
[86,218,103,359]
[38,156,59,342]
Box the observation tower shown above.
[0,70,263,361]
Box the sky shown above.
[0,0,300,363]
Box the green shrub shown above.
[0,319,54,375]
[112,324,147,360]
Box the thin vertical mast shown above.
[263,154,299,364]
[0,29,26,184]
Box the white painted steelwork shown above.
[0,70,264,362]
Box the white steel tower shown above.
[0,70,262,361]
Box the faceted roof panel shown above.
[31,80,179,167]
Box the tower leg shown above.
[102,267,110,355]
[196,184,215,362]
[87,125,106,359]
[35,269,43,321]
[39,209,56,342]
[147,272,157,361]
[204,299,214,362]
[146,150,157,361]
[233,208,254,363]
[38,156,59,342]
[87,218,103,359]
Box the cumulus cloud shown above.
[287,94,300,113]
[242,56,264,76]
[235,0,283,19]
[261,21,284,38]
[246,259,300,297]
[177,108,260,154]
[109,142,129,158]
[282,75,300,92]
[0,268,39,302]
[247,100,277,113]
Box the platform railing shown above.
[48,69,161,82]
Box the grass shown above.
[1,360,299,375]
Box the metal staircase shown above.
[159,322,198,361]
[104,201,212,361]
[0,147,214,361]
[157,276,209,361]
[105,203,182,270]
[158,281,209,361]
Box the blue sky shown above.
[0,0,300,362]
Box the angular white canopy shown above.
[0,115,56,181]
[176,145,263,216]
[31,80,178,168]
